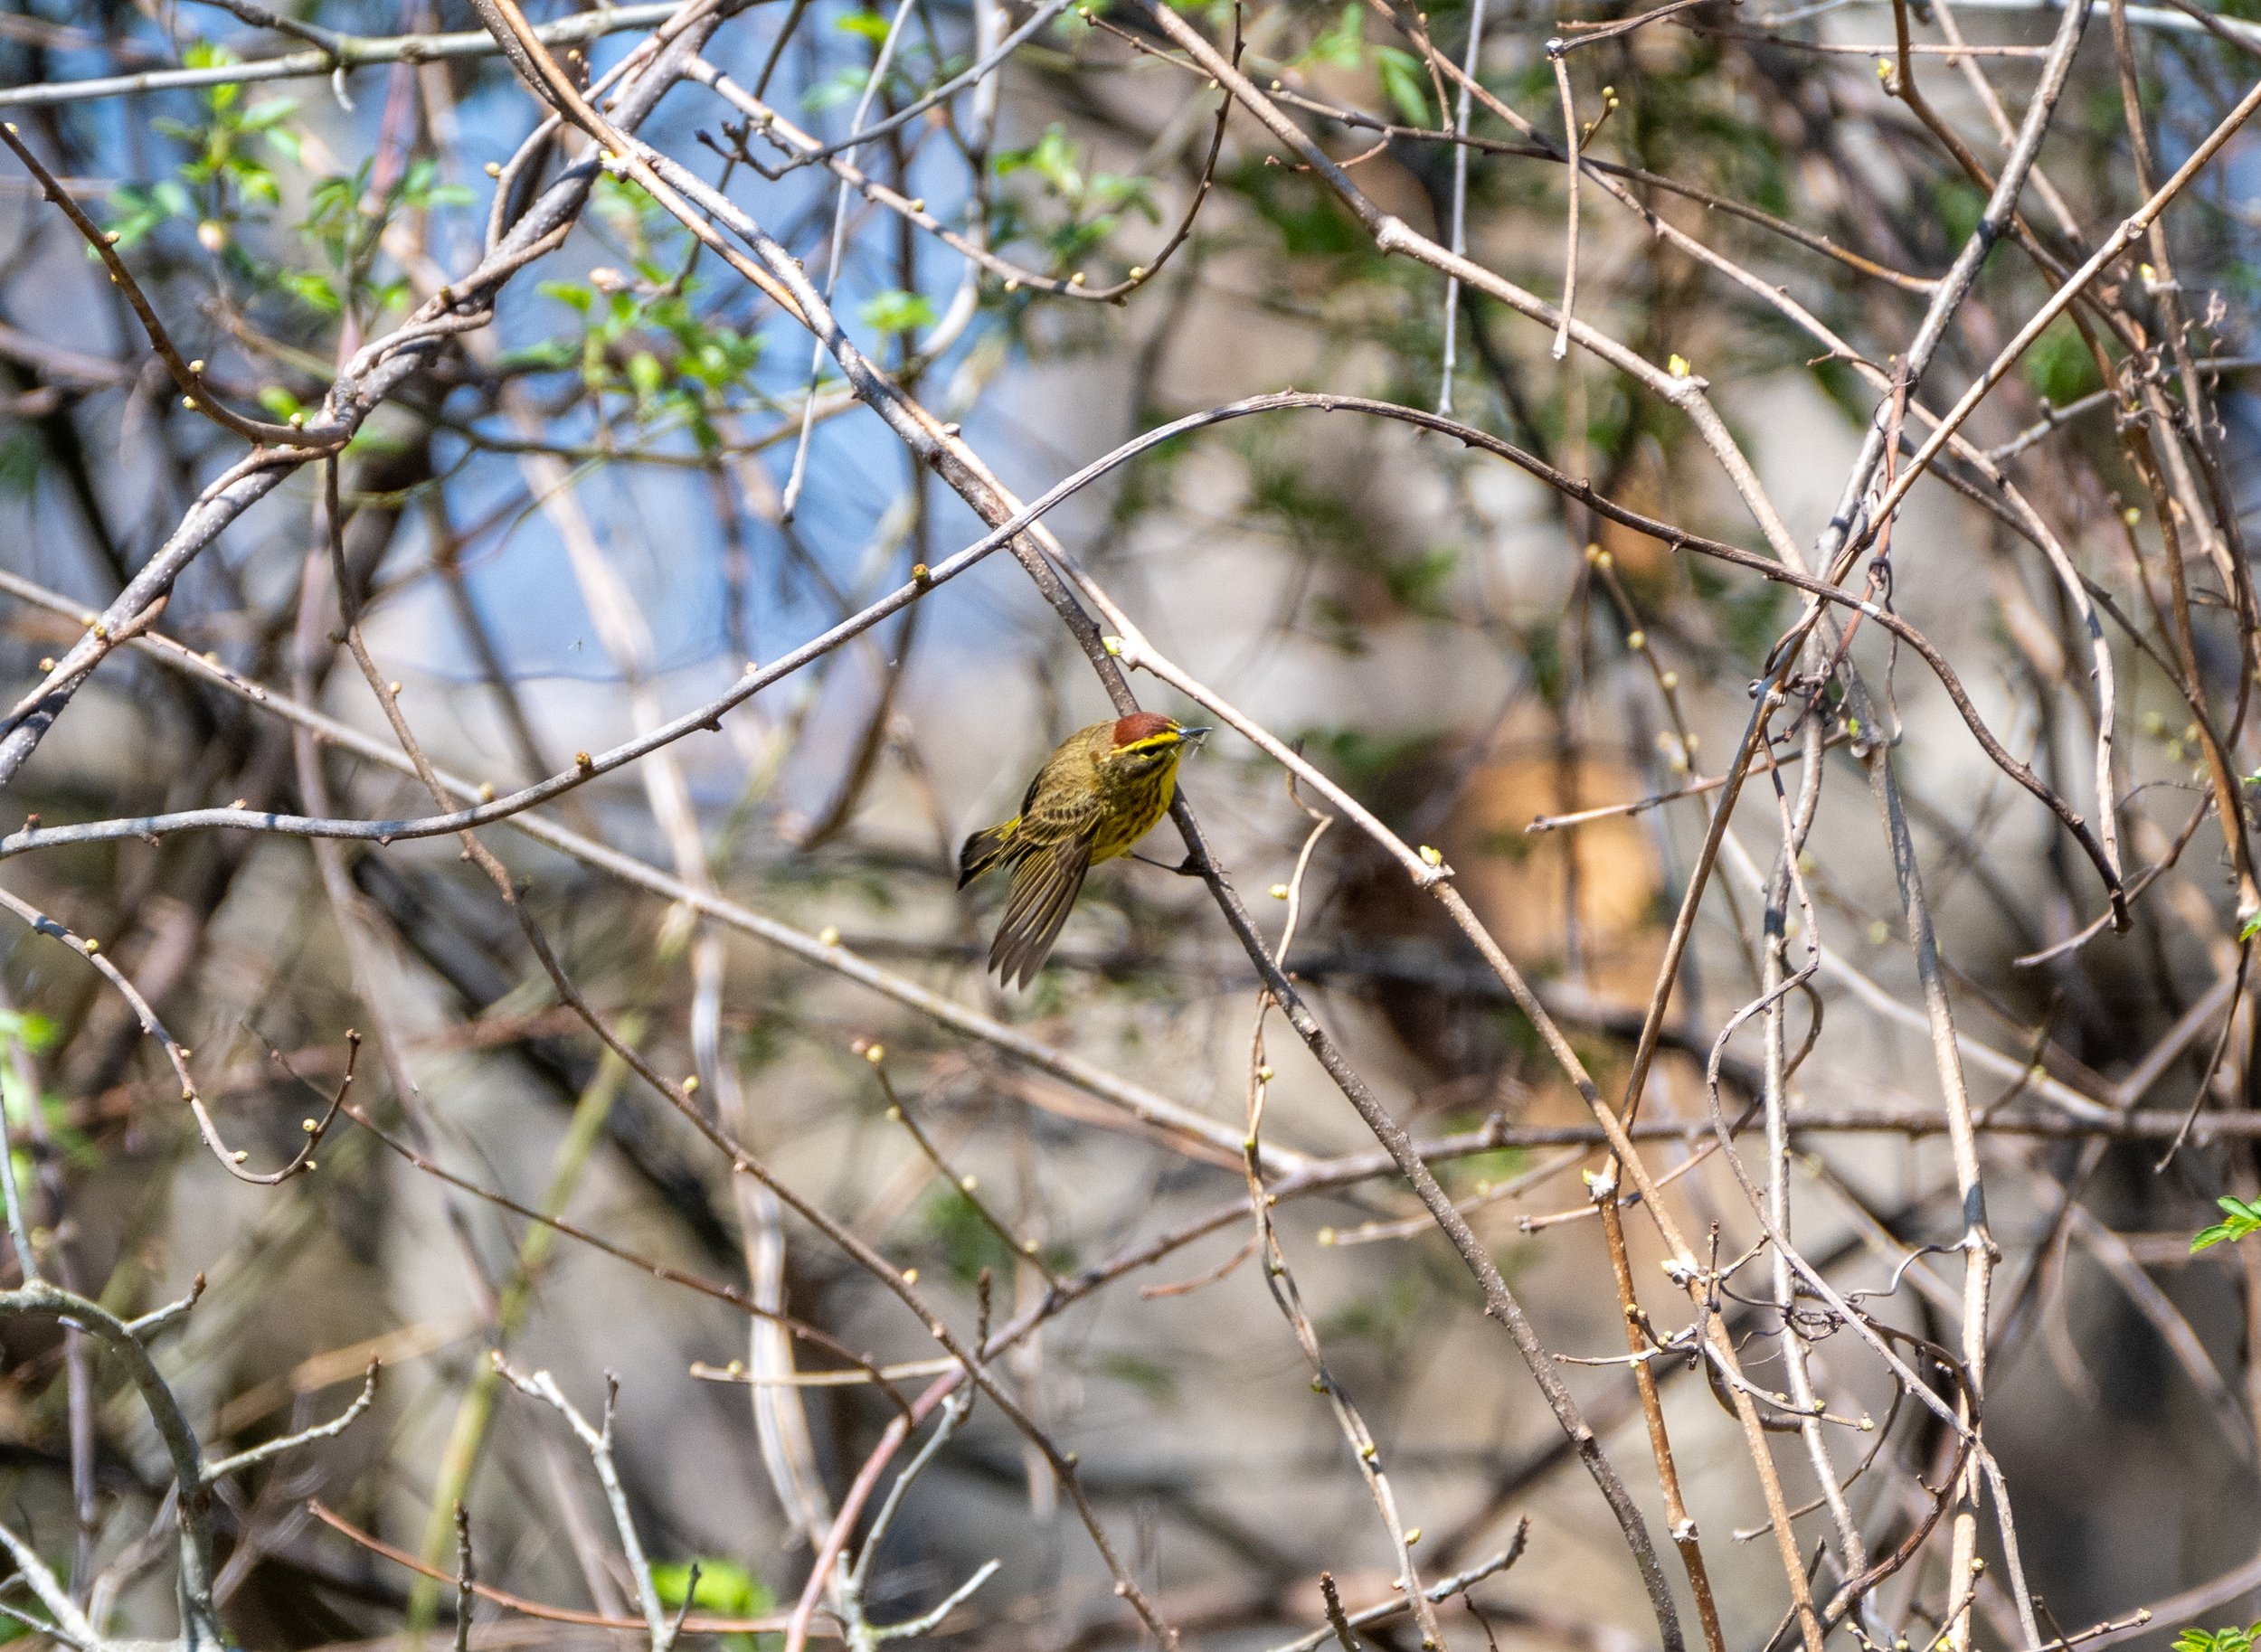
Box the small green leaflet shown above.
[2173,1624,2260,1652]
[2191,1195,2261,1254]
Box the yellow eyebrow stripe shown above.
[1119,735,1181,755]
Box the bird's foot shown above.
[1130,851,1206,877]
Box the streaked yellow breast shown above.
[1090,749,1184,863]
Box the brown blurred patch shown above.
[1440,749,1665,1012]
[1592,445,1677,587]
[1319,734,1663,1093]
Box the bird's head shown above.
[1105,712,1210,773]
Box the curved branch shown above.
[2,392,2122,905]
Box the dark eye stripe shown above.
[1120,736,1179,756]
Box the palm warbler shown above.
[959,712,1210,986]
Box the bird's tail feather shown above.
[958,819,1017,888]
[989,839,1093,988]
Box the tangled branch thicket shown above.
[3,0,2261,1645]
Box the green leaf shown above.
[103,181,194,250]
[1375,46,1431,125]
[279,270,341,313]
[651,1558,773,1617]
[997,124,1085,199]
[626,350,667,402]
[538,280,595,314]
[2192,1199,2261,1251]
[1093,1349,1180,1402]
[1301,3,1365,68]
[0,1011,54,1055]
[2243,911,2261,941]
[858,288,938,335]
[802,66,871,111]
[2173,1628,2261,1652]
[650,1559,775,1652]
[2022,317,2102,407]
[305,173,355,218]
[681,328,762,390]
[257,386,304,420]
[836,10,895,42]
[497,338,579,373]
[241,96,298,130]
[0,429,42,497]
[1093,171,1159,221]
[916,1184,1017,1283]
[1383,544,1459,612]
[0,1044,34,1208]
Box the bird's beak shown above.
[1178,725,1213,745]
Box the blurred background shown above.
[1,0,2259,1647]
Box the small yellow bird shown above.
[959,712,1210,986]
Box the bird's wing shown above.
[989,832,1094,987]
[958,819,1017,887]
[984,735,1108,986]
